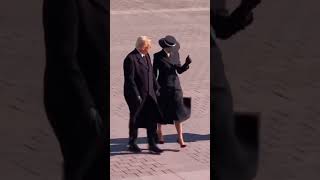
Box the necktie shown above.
[143,55,149,66]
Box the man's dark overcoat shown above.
[123,49,162,128]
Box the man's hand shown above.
[89,107,103,136]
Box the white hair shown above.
[135,36,151,50]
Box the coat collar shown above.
[160,49,175,65]
[134,49,149,69]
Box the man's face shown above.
[140,42,151,54]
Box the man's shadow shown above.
[110,133,210,156]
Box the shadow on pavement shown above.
[110,133,210,156]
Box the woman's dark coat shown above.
[153,49,191,124]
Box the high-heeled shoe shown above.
[157,131,164,144]
[177,139,187,148]
[155,136,164,144]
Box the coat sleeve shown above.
[44,0,95,111]
[123,56,140,98]
[152,54,161,91]
[153,54,159,79]
[174,53,189,74]
[213,5,254,40]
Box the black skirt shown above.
[157,88,191,124]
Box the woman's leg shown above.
[175,121,186,146]
[157,123,164,142]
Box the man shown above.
[43,0,107,179]
[212,0,261,180]
[123,36,163,153]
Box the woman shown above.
[153,35,192,148]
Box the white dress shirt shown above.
[163,49,170,57]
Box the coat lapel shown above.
[135,51,149,70]
[161,50,175,66]
[145,54,152,69]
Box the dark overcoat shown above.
[153,49,191,124]
[43,0,107,179]
[123,49,162,128]
[212,0,260,180]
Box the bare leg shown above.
[175,121,186,146]
[157,123,164,142]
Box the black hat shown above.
[159,35,180,51]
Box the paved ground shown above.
[110,0,210,179]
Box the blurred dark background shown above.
[0,1,60,179]
[217,0,320,179]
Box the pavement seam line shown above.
[111,7,210,15]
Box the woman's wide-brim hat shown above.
[159,35,180,51]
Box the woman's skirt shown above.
[157,88,191,124]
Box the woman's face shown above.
[164,47,172,53]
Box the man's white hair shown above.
[135,36,151,50]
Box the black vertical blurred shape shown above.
[42,0,110,179]
[211,0,261,180]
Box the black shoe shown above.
[148,144,163,153]
[128,144,141,153]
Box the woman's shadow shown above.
[110,133,210,156]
